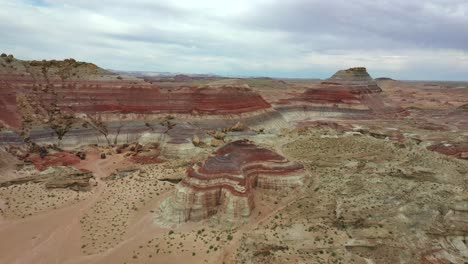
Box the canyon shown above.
[0,55,467,264]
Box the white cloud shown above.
[0,0,467,80]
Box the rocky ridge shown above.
[0,165,94,191]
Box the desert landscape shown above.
[0,53,466,264]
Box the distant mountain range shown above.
[108,69,219,78]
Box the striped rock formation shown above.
[161,139,306,223]
[277,67,404,119]
[0,56,271,127]
[0,56,275,147]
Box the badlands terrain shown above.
[0,54,467,264]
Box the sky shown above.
[1,0,468,80]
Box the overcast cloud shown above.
[1,0,468,80]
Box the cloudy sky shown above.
[1,0,468,80]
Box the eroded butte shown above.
[161,139,306,223]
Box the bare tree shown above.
[82,114,111,145]
[113,123,124,145]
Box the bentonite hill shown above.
[0,54,467,264]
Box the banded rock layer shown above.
[278,67,402,117]
[0,57,271,127]
[0,56,273,146]
[161,140,306,223]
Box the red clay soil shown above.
[427,143,468,160]
[27,152,82,171]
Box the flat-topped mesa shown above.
[162,139,306,223]
[0,56,273,128]
[0,56,275,146]
[0,57,271,122]
[324,67,382,93]
[329,67,373,81]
